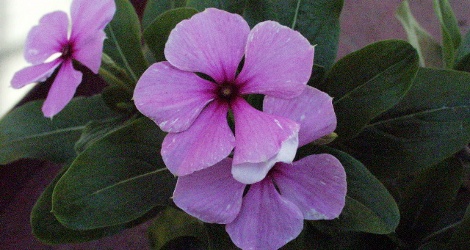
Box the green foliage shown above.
[433,0,462,68]
[244,0,343,69]
[0,96,118,165]
[319,40,419,140]
[142,0,188,29]
[447,204,470,249]
[186,0,246,14]
[51,118,175,230]
[455,30,470,71]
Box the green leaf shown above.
[0,96,118,165]
[204,224,238,250]
[243,0,343,69]
[52,118,175,230]
[99,53,134,92]
[397,157,464,245]
[455,30,470,71]
[396,0,443,68]
[307,147,400,234]
[343,67,470,177]
[104,0,148,83]
[320,40,419,139]
[186,0,247,14]
[433,0,462,68]
[143,8,198,62]
[142,0,187,29]
[447,204,470,249]
[148,207,209,250]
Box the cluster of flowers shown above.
[12,1,347,249]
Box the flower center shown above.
[61,43,73,59]
[217,82,239,103]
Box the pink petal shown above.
[11,59,62,89]
[72,30,106,73]
[70,0,116,43]
[24,11,68,64]
[237,21,314,98]
[273,154,347,220]
[133,62,216,133]
[264,86,337,147]
[231,99,299,184]
[173,158,245,224]
[162,101,235,176]
[165,8,250,83]
[42,60,83,117]
[226,178,304,250]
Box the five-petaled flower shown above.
[173,86,347,250]
[133,8,314,184]
[11,0,115,117]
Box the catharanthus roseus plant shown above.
[1,0,469,250]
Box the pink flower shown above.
[11,0,116,117]
[173,86,347,250]
[133,8,314,184]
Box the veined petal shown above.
[237,21,314,98]
[231,99,299,183]
[11,59,62,89]
[24,11,68,64]
[133,62,216,133]
[165,8,249,83]
[70,0,116,43]
[273,154,347,220]
[42,59,83,118]
[173,158,245,224]
[73,30,106,73]
[226,178,303,250]
[264,86,337,147]
[162,101,234,176]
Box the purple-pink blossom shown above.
[133,8,314,184]
[11,0,115,117]
[173,86,347,250]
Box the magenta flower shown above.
[173,86,347,250]
[11,0,115,117]
[133,8,314,184]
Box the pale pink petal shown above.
[273,154,347,220]
[165,8,250,83]
[173,158,245,224]
[226,178,303,250]
[72,31,106,73]
[232,132,298,184]
[237,21,314,98]
[162,102,234,176]
[11,59,62,88]
[133,62,216,133]
[70,0,115,42]
[24,11,68,64]
[264,86,337,147]
[231,99,299,183]
[42,60,83,117]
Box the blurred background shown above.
[0,0,72,118]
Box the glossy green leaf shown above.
[447,204,470,249]
[433,0,462,68]
[307,147,400,234]
[397,157,464,245]
[186,0,247,14]
[343,68,470,177]
[142,0,187,29]
[396,0,442,67]
[148,207,209,250]
[320,40,419,139]
[52,118,175,230]
[244,0,343,69]
[455,30,470,71]
[99,53,134,92]
[104,0,148,83]
[0,96,118,165]
[143,8,198,62]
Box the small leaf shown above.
[306,146,400,234]
[186,0,247,14]
[52,118,175,230]
[142,0,187,29]
[104,0,148,83]
[99,53,134,92]
[244,0,344,69]
[148,207,209,250]
[0,95,118,165]
[143,8,198,62]
[455,30,470,71]
[396,0,443,67]
[320,40,419,139]
[343,67,470,177]
[433,0,462,68]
